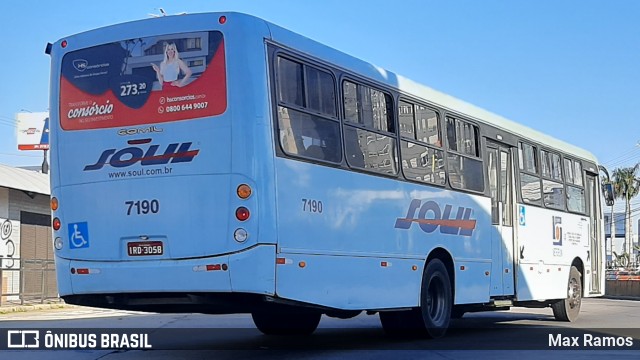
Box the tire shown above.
[552,266,582,322]
[252,306,321,335]
[420,259,453,338]
[379,308,426,336]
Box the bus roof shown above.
[53,12,597,164]
[260,15,597,164]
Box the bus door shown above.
[585,173,602,294]
[486,140,515,296]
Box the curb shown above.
[602,295,640,301]
[0,302,72,314]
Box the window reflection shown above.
[543,180,565,210]
[344,126,397,175]
[415,105,440,146]
[520,173,542,204]
[278,107,341,163]
[448,153,484,192]
[400,141,445,185]
[567,186,586,213]
[343,81,393,133]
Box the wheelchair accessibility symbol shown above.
[68,222,90,249]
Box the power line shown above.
[603,146,640,165]
[0,152,41,158]
[0,115,17,128]
[606,207,640,226]
[601,144,640,171]
[604,156,640,169]
[605,157,640,169]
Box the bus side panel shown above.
[515,204,589,301]
[516,264,571,301]
[273,158,493,309]
[454,261,492,304]
[276,253,422,310]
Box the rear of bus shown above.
[48,13,278,312]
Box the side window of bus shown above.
[445,117,483,192]
[399,101,445,185]
[278,107,341,162]
[306,66,336,116]
[541,150,565,210]
[276,56,341,163]
[277,57,304,107]
[342,80,398,175]
[564,158,586,214]
[573,161,583,186]
[518,142,542,205]
[343,81,394,132]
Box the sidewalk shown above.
[603,295,640,301]
[0,301,70,315]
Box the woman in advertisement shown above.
[151,42,192,89]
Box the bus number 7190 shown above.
[125,199,160,216]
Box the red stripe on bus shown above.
[396,218,477,230]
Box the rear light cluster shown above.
[71,268,100,275]
[234,184,251,243]
[193,263,228,272]
[51,197,63,250]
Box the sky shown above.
[1,1,639,221]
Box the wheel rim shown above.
[427,275,446,325]
[568,277,581,310]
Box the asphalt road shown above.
[1,297,639,359]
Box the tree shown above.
[611,164,640,262]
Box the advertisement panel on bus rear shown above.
[59,31,226,130]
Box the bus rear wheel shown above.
[251,306,321,335]
[420,259,452,338]
[552,266,582,322]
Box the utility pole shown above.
[41,149,49,174]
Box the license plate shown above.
[127,241,163,256]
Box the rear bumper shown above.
[56,244,276,303]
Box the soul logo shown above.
[395,199,477,236]
[84,139,199,171]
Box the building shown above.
[605,212,638,265]
[0,164,54,305]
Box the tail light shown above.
[235,207,250,221]
[53,218,61,231]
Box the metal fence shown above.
[0,258,60,306]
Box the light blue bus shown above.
[47,12,613,338]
